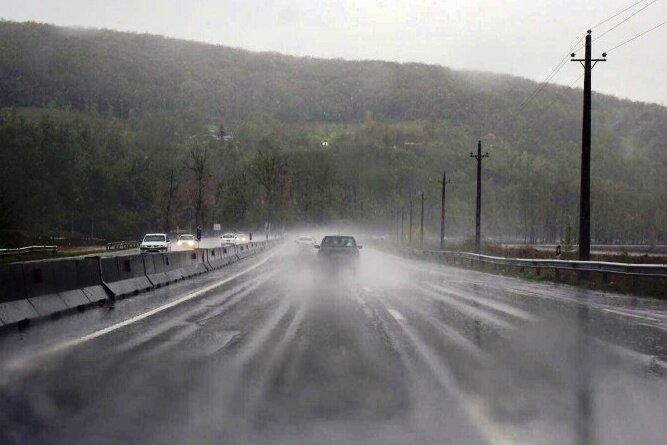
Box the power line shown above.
[596,0,660,40]
[591,0,647,30]
[510,0,659,123]
[535,73,585,117]
[509,36,584,118]
[605,18,667,52]
[516,73,584,132]
[521,1,654,113]
[572,0,661,53]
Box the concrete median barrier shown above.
[198,249,211,272]
[180,250,208,277]
[0,238,280,330]
[164,251,188,282]
[0,257,109,326]
[206,248,220,269]
[222,246,238,266]
[209,247,233,269]
[0,263,38,326]
[101,254,153,298]
[76,257,108,304]
[175,251,196,278]
[236,244,252,259]
[28,258,106,311]
[143,253,172,287]
[21,260,68,317]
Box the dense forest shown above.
[0,20,665,244]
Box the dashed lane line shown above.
[387,308,406,322]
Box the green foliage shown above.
[0,21,665,243]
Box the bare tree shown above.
[162,169,176,232]
[187,139,211,228]
[249,138,285,227]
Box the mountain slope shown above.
[0,20,665,243]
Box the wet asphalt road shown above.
[1,244,666,445]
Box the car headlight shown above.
[177,241,182,245]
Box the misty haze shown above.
[0,1,666,445]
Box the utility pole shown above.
[401,208,405,245]
[571,30,606,262]
[165,169,175,233]
[420,191,425,249]
[470,140,488,252]
[409,200,413,246]
[397,210,401,243]
[440,171,451,250]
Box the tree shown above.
[162,169,177,232]
[186,139,213,228]
[250,137,286,227]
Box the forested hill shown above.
[2,20,666,135]
[0,20,665,244]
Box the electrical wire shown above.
[510,36,584,117]
[519,73,585,130]
[605,18,667,52]
[511,0,660,122]
[591,0,647,30]
[596,0,660,40]
[573,0,661,52]
[542,73,585,112]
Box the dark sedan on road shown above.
[315,235,362,266]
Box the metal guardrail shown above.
[420,249,667,279]
[106,240,141,251]
[0,245,59,256]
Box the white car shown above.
[235,233,250,245]
[295,235,314,251]
[140,233,170,253]
[221,233,237,246]
[177,234,196,249]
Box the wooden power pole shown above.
[470,140,488,252]
[571,30,606,262]
[440,171,451,250]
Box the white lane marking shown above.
[424,282,537,322]
[383,300,521,445]
[4,249,281,373]
[418,286,514,330]
[387,308,406,322]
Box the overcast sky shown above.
[1,0,667,105]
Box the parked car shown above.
[177,234,196,248]
[315,235,362,267]
[140,233,170,253]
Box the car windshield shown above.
[144,235,165,242]
[180,235,194,240]
[321,236,356,247]
[222,234,235,238]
